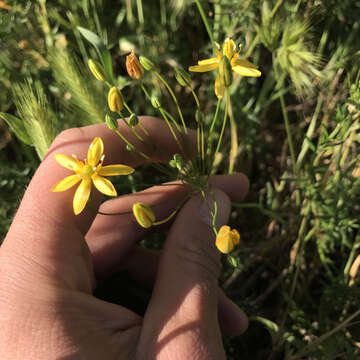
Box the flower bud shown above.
[151,95,161,109]
[169,154,184,170]
[218,56,233,88]
[129,113,139,127]
[215,225,240,254]
[195,109,204,124]
[133,202,155,228]
[139,56,155,71]
[126,144,135,152]
[88,59,106,81]
[107,87,123,112]
[126,50,144,80]
[105,114,118,130]
[174,68,192,87]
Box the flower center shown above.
[81,164,95,178]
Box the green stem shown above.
[194,0,216,53]
[154,71,187,134]
[153,194,190,225]
[136,0,144,25]
[214,90,229,161]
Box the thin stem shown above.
[190,86,200,108]
[214,90,229,161]
[194,0,216,53]
[153,193,190,225]
[154,71,187,134]
[136,0,144,26]
[280,94,296,175]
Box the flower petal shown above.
[216,233,234,254]
[54,154,81,171]
[52,174,81,192]
[92,175,117,196]
[98,164,135,176]
[230,229,241,245]
[231,57,259,69]
[197,57,220,66]
[87,137,104,166]
[232,65,261,77]
[223,38,236,60]
[215,73,225,99]
[189,62,219,72]
[73,179,92,215]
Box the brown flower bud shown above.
[126,50,144,80]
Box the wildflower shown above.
[52,137,134,215]
[215,225,240,254]
[189,38,261,98]
[132,202,155,228]
[108,87,123,112]
[126,50,144,80]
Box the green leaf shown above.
[77,26,106,52]
[77,26,114,82]
[0,112,32,145]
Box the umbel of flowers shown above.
[52,41,260,257]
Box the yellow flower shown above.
[52,137,134,215]
[132,202,155,228]
[189,38,261,99]
[215,225,241,254]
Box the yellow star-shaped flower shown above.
[52,137,134,215]
[189,38,261,99]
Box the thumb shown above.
[139,189,230,360]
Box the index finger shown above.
[2,117,195,291]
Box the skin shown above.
[0,117,250,360]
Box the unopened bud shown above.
[215,225,240,254]
[88,59,106,81]
[151,95,161,109]
[174,68,192,87]
[219,56,233,87]
[195,109,204,124]
[132,202,155,228]
[126,50,144,80]
[105,114,118,130]
[139,56,155,71]
[129,113,139,127]
[107,87,123,112]
[126,144,135,152]
[169,154,184,170]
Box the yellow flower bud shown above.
[108,87,123,112]
[126,50,144,80]
[133,202,155,228]
[215,225,240,254]
[88,59,106,81]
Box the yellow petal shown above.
[232,65,261,77]
[52,174,81,192]
[216,233,234,254]
[98,164,135,176]
[223,38,236,60]
[87,137,104,166]
[189,62,219,72]
[214,73,225,99]
[218,225,231,236]
[198,57,220,66]
[54,154,81,171]
[73,179,92,215]
[230,229,241,245]
[231,57,259,69]
[92,175,117,196]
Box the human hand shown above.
[0,117,249,359]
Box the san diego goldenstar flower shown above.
[52,137,134,215]
[189,38,261,98]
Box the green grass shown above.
[1,0,360,358]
